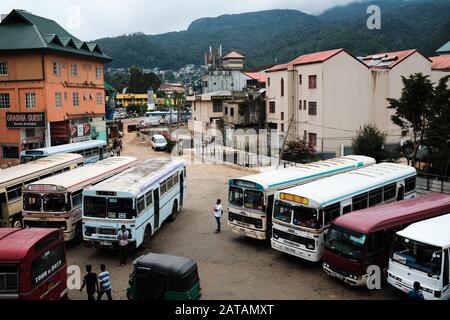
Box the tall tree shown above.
[387,73,435,166]
[352,124,387,163]
[128,67,161,93]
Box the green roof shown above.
[104,82,116,92]
[0,9,111,62]
[436,40,450,54]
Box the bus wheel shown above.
[12,217,22,229]
[168,200,179,222]
[141,225,152,249]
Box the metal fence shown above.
[416,172,450,194]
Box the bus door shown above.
[266,195,274,239]
[179,172,184,207]
[341,199,352,215]
[153,189,160,229]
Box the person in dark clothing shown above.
[80,264,99,301]
[408,281,425,301]
[117,225,130,266]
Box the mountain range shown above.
[95,0,450,70]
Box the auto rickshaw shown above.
[126,253,201,300]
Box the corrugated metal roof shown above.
[360,49,418,69]
[430,55,450,70]
[436,40,450,54]
[0,9,111,62]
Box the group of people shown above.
[111,139,123,157]
[80,264,113,301]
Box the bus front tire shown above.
[11,216,23,229]
[169,200,179,222]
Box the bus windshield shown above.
[84,197,135,219]
[274,202,292,223]
[292,206,321,229]
[229,187,244,207]
[244,190,264,211]
[23,193,42,212]
[43,193,68,212]
[0,264,19,293]
[391,236,443,276]
[325,225,367,263]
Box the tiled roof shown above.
[267,48,344,72]
[360,49,418,69]
[244,72,267,83]
[436,40,450,54]
[222,51,245,60]
[0,9,111,62]
[430,55,450,70]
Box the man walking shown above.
[214,199,223,233]
[117,225,129,266]
[97,264,113,301]
[80,265,99,301]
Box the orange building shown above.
[0,10,112,166]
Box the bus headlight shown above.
[306,243,315,250]
[273,232,279,240]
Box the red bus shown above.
[323,193,450,286]
[0,228,67,300]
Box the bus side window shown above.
[63,167,70,172]
[0,192,6,204]
[352,193,368,211]
[137,196,146,213]
[342,205,352,215]
[145,192,153,207]
[405,177,416,194]
[369,188,383,207]
[71,191,83,208]
[383,183,396,202]
[6,184,23,203]
[40,173,53,180]
[323,203,340,226]
[444,250,449,288]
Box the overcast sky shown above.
[2,0,361,41]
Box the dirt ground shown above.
[68,123,404,300]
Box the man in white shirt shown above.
[117,225,129,266]
[214,199,223,233]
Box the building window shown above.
[303,100,307,110]
[281,78,284,97]
[281,123,285,132]
[308,133,317,147]
[267,77,271,86]
[53,61,61,75]
[281,112,284,121]
[269,101,275,113]
[72,92,79,107]
[308,102,317,116]
[309,75,317,89]
[55,92,62,108]
[0,61,8,75]
[25,93,36,109]
[2,145,19,159]
[25,128,35,138]
[64,92,68,100]
[0,93,10,109]
[299,74,302,85]
[212,100,223,113]
[203,81,208,88]
[97,93,103,105]
[96,66,102,79]
[298,100,302,110]
[71,63,78,76]
[224,107,228,115]
[230,108,234,117]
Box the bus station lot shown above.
[67,131,404,300]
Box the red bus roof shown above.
[333,193,450,235]
[0,228,60,261]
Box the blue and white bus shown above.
[20,140,108,164]
[82,158,186,249]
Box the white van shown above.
[388,214,450,300]
[151,134,168,151]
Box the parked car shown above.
[151,134,168,151]
[126,253,201,300]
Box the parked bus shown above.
[20,140,108,164]
[228,156,375,241]
[388,214,450,300]
[0,228,67,300]
[82,157,186,249]
[271,163,417,262]
[322,193,450,286]
[22,157,138,242]
[0,154,84,228]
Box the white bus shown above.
[228,156,376,240]
[22,157,138,242]
[388,214,450,300]
[20,140,108,164]
[271,163,417,262]
[82,157,186,249]
[0,154,84,228]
